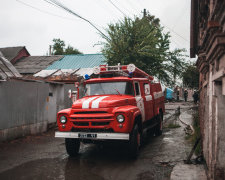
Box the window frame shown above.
[134,81,141,96]
[143,83,150,95]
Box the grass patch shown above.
[167,123,181,128]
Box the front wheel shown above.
[65,138,80,157]
[128,124,141,158]
[155,113,163,136]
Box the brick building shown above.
[190,0,225,179]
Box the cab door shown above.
[134,81,145,121]
[142,82,154,120]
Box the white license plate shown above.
[78,133,97,138]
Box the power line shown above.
[43,0,109,40]
[16,0,78,21]
[126,0,140,15]
[171,1,189,30]
[144,12,189,49]
[135,0,145,9]
[107,0,127,16]
[145,12,189,43]
[145,14,189,44]
[161,22,190,43]
[96,0,124,22]
[113,0,134,16]
[130,0,143,11]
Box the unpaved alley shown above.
[0,102,196,180]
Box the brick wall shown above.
[191,0,225,179]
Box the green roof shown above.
[46,54,106,70]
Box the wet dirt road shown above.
[0,102,194,180]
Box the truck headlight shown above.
[60,116,67,124]
[117,114,125,123]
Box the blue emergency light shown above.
[128,72,133,78]
[84,74,90,80]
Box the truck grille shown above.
[71,128,114,133]
[70,110,113,128]
[73,122,110,126]
[71,116,112,120]
[74,111,107,114]
[73,122,89,126]
[92,122,110,126]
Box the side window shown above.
[144,83,150,95]
[134,82,140,96]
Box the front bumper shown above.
[55,131,129,140]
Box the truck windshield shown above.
[85,82,134,96]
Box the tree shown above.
[52,38,82,55]
[65,45,82,55]
[167,49,188,86]
[182,62,199,88]
[53,38,65,55]
[100,15,186,86]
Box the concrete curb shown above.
[178,111,195,135]
[170,163,207,180]
[170,108,207,180]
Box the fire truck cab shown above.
[55,64,165,158]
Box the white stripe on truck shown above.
[91,96,109,108]
[82,97,97,109]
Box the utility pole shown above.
[49,45,52,55]
[143,9,147,18]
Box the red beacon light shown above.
[99,65,107,72]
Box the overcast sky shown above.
[0,0,191,57]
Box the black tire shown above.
[65,138,80,157]
[155,113,163,136]
[128,124,141,158]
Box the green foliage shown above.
[53,38,65,55]
[167,49,188,86]
[52,38,82,55]
[167,123,181,129]
[182,62,199,88]
[101,15,187,86]
[65,45,82,55]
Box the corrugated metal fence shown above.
[0,81,76,141]
[0,81,48,129]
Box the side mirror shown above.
[69,89,78,103]
[75,82,79,88]
[74,82,79,100]
[68,89,72,99]
[72,91,77,103]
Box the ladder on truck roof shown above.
[93,64,154,81]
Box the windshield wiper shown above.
[84,87,89,96]
[113,88,121,95]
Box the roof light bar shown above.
[93,64,135,74]
[92,63,154,81]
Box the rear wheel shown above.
[128,124,141,158]
[155,113,163,136]
[65,138,80,157]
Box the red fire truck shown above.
[55,64,165,158]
